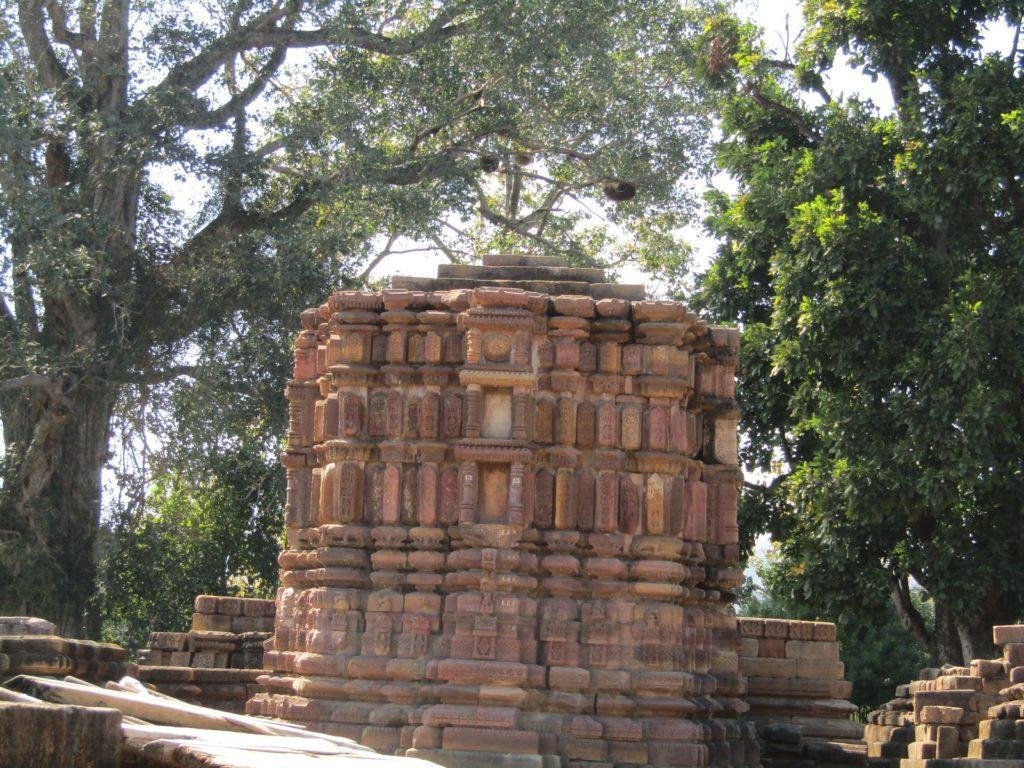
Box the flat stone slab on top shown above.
[389,275,645,300]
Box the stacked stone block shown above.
[0,617,135,683]
[738,618,861,743]
[135,596,273,713]
[757,722,867,768]
[137,595,274,669]
[863,625,1024,767]
[250,255,757,767]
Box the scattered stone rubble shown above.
[1,673,430,768]
[0,616,135,683]
[252,254,758,766]
[738,618,861,743]
[135,595,275,713]
[863,624,1024,767]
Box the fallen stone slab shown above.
[0,700,121,768]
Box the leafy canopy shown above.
[697,0,1024,661]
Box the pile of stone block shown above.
[135,665,264,714]
[863,624,1024,767]
[0,616,135,683]
[738,617,862,743]
[253,254,760,767]
[137,595,273,669]
[758,722,867,768]
[135,595,273,713]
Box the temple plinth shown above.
[249,254,755,767]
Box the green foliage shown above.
[0,0,727,632]
[738,549,932,714]
[98,456,281,651]
[697,0,1024,661]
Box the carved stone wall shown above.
[249,255,754,767]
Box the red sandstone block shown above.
[970,659,1007,679]
[192,613,232,632]
[412,726,442,749]
[994,625,1024,645]
[241,599,275,618]
[737,622,761,638]
[812,622,837,641]
[608,741,648,764]
[194,595,219,614]
[362,726,402,753]
[738,656,797,678]
[758,638,786,659]
[919,706,964,724]
[647,741,703,767]
[788,621,815,640]
[442,728,540,754]
[1004,643,1024,666]
[215,598,244,616]
[595,717,642,742]
[549,666,589,692]
[559,736,607,760]
[347,656,390,680]
[763,619,789,639]
[907,741,937,759]
[795,658,844,680]
[786,640,840,661]
[596,695,635,717]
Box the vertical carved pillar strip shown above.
[458,462,478,524]
[512,389,529,440]
[382,463,401,525]
[465,385,482,438]
[508,462,526,525]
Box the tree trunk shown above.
[934,598,964,666]
[0,381,114,637]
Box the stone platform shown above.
[249,255,755,767]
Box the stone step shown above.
[481,253,567,268]
[389,275,646,300]
[438,264,607,283]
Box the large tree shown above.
[0,0,719,634]
[697,1,1024,663]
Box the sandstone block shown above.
[0,701,121,768]
[785,639,840,661]
[919,706,964,724]
[993,625,1024,646]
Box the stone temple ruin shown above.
[248,254,756,766]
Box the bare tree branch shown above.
[44,0,91,52]
[0,373,58,393]
[186,47,287,129]
[745,82,818,143]
[354,233,399,284]
[17,0,71,89]
[154,3,468,100]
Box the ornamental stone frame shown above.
[250,254,754,767]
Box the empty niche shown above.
[481,389,512,438]
[480,464,510,522]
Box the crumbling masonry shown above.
[249,255,756,767]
